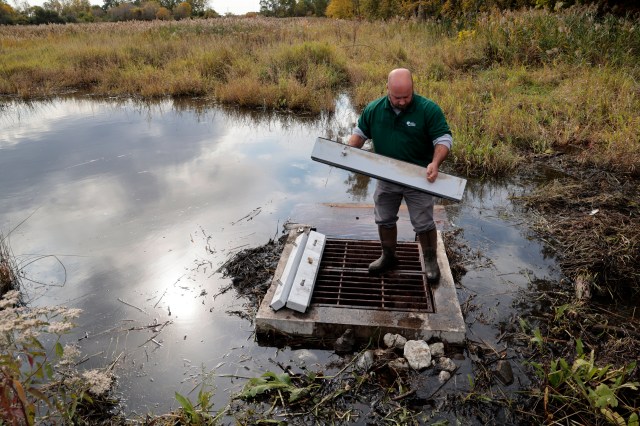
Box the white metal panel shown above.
[286,231,326,313]
[311,137,466,202]
[270,232,309,311]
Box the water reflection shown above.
[0,96,560,416]
[0,96,364,414]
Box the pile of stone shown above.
[355,333,458,385]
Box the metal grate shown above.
[311,238,434,312]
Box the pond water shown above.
[0,96,560,419]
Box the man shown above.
[347,68,452,283]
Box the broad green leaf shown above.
[175,391,194,413]
[591,384,617,409]
[242,382,290,398]
[45,363,54,379]
[55,342,64,358]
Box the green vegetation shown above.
[324,0,639,20]
[517,296,640,425]
[530,341,638,426]
[0,290,120,424]
[0,0,216,25]
[1,9,639,176]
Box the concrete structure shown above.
[255,226,466,345]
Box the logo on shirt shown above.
[406,121,416,127]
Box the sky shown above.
[205,0,261,14]
[19,0,262,15]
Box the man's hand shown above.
[348,134,366,148]
[426,144,450,183]
[426,163,438,182]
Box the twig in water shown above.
[138,334,160,348]
[153,287,168,308]
[108,351,125,371]
[231,207,262,225]
[117,297,148,315]
[75,351,105,366]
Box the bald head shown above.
[387,68,413,111]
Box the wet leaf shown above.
[601,407,625,426]
[55,342,64,358]
[45,364,54,380]
[289,387,309,402]
[175,391,196,417]
[590,384,617,408]
[240,372,296,399]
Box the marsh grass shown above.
[515,285,640,425]
[1,10,639,175]
[518,169,640,299]
[0,234,19,296]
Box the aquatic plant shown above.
[0,290,119,424]
[0,234,18,296]
[528,339,638,425]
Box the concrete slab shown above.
[255,228,466,345]
[288,203,450,241]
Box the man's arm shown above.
[426,144,449,183]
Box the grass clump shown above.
[0,235,18,296]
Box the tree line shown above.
[1,0,636,25]
[0,0,218,25]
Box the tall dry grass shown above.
[0,235,18,296]
[0,10,638,176]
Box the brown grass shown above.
[0,11,639,176]
[0,235,18,297]
[518,168,640,299]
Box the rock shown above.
[453,353,465,360]
[334,329,356,354]
[383,333,407,349]
[294,349,318,365]
[403,340,432,370]
[438,370,451,384]
[429,342,445,358]
[388,357,410,370]
[356,350,375,371]
[436,357,457,373]
[493,360,514,385]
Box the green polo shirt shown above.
[357,94,451,167]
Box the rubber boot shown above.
[368,225,398,274]
[418,229,440,284]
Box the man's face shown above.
[387,85,413,110]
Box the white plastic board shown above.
[270,232,309,311]
[311,137,466,202]
[286,231,326,313]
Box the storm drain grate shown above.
[311,238,434,312]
